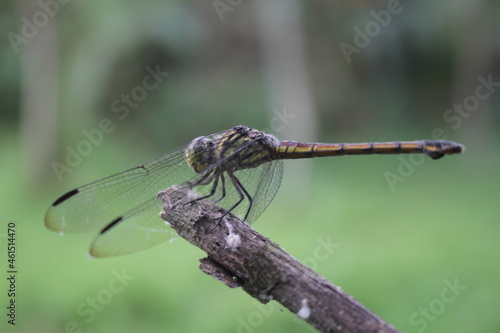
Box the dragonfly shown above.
[45,125,464,257]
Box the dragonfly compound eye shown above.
[185,136,216,173]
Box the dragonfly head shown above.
[185,136,216,173]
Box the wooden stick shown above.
[158,186,400,333]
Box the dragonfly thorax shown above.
[184,126,279,175]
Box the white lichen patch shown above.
[258,293,274,302]
[297,299,311,319]
[225,221,241,249]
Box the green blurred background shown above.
[1,0,499,332]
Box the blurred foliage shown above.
[1,0,499,332]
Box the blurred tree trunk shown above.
[452,0,495,154]
[18,1,59,186]
[254,0,318,202]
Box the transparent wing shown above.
[88,157,283,257]
[245,160,283,223]
[45,145,195,233]
[89,199,174,257]
[45,133,224,257]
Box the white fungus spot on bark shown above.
[297,299,311,319]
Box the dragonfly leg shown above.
[212,173,226,204]
[177,168,229,208]
[230,173,253,221]
[208,171,253,232]
[187,174,221,204]
[170,169,218,208]
[177,169,214,192]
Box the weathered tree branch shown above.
[159,186,400,333]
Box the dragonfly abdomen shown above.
[276,140,464,160]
